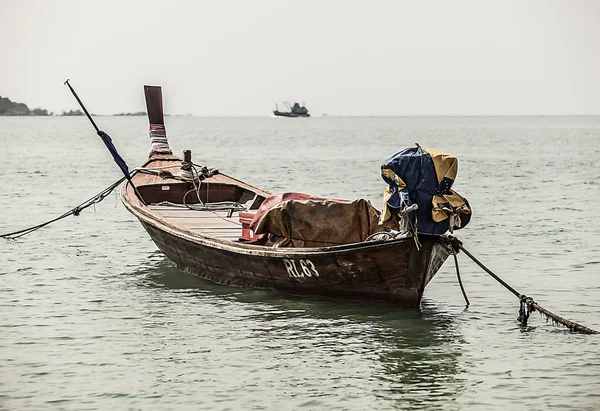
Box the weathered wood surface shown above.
[144,85,165,126]
[150,205,243,240]
[139,220,448,306]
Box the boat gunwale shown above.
[137,155,272,196]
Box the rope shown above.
[452,248,470,307]
[0,163,185,240]
[181,163,244,213]
[452,238,598,334]
[0,177,127,240]
[149,124,172,156]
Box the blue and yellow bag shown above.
[380,145,471,235]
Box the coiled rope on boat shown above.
[180,162,246,213]
[449,236,598,334]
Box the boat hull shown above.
[138,218,451,307]
[273,111,310,118]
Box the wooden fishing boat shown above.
[121,86,456,308]
[273,101,310,117]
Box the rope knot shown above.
[446,234,462,253]
[158,169,174,179]
[517,295,536,326]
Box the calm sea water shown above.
[1,115,599,410]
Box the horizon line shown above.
[2,113,600,118]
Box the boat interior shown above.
[131,156,269,243]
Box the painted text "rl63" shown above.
[283,259,320,278]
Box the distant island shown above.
[114,111,146,116]
[0,95,51,116]
[1,95,152,117]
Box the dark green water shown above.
[1,116,599,410]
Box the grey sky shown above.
[1,0,599,116]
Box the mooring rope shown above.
[452,239,599,334]
[0,177,126,240]
[452,249,470,307]
[0,161,227,240]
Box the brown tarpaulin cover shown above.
[251,193,386,248]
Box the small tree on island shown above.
[61,109,84,116]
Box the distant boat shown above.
[273,101,310,118]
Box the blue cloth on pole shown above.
[97,130,132,181]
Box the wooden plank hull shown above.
[137,217,451,307]
[273,110,310,118]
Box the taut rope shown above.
[451,238,598,334]
[0,177,126,240]
[452,249,470,307]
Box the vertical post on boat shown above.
[144,85,173,157]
